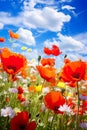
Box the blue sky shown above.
[0,0,87,67]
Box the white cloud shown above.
[0,1,71,32]
[0,22,4,29]
[62,5,75,10]
[23,0,36,10]
[44,38,60,48]
[0,12,21,26]
[57,33,84,52]
[21,7,71,32]
[60,0,72,2]
[55,55,64,68]
[11,43,21,48]
[74,32,87,45]
[65,53,83,60]
[44,33,84,52]
[17,28,36,46]
[73,32,87,55]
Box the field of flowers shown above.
[0,31,87,130]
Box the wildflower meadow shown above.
[0,31,87,130]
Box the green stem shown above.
[50,113,56,130]
[3,117,9,130]
[76,82,80,130]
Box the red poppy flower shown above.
[83,101,87,111]
[10,111,37,130]
[60,61,87,84]
[44,47,52,55]
[1,51,27,75]
[0,37,5,42]
[9,30,19,39]
[51,45,62,56]
[17,86,24,94]
[41,58,55,66]
[36,66,57,83]
[17,94,26,102]
[44,91,65,113]
[44,45,62,56]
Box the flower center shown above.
[7,65,17,72]
[20,124,26,130]
[54,106,59,111]
[72,73,80,79]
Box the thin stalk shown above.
[76,82,80,130]
[50,113,56,129]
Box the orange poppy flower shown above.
[44,91,65,113]
[0,37,5,42]
[44,45,62,56]
[9,30,19,39]
[0,47,12,58]
[28,86,36,93]
[41,58,55,66]
[20,66,27,78]
[36,66,57,83]
[64,58,71,64]
[60,61,87,83]
[10,111,37,130]
[0,48,12,72]
[1,50,27,75]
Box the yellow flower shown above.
[36,85,42,92]
[57,81,66,89]
[64,92,73,98]
[31,58,36,62]
[21,46,27,51]
[27,48,32,52]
